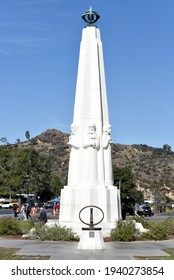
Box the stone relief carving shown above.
[102,124,113,186]
[82,124,100,185]
[67,124,80,186]
[83,123,100,150]
[68,124,80,149]
[103,124,112,149]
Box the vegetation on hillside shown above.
[1,129,174,202]
[0,145,63,199]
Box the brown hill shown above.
[20,129,174,198]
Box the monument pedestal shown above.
[59,185,121,237]
[77,229,105,250]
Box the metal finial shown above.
[81,6,100,26]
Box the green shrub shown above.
[18,220,34,234]
[132,216,149,228]
[140,221,168,240]
[0,217,22,235]
[34,223,77,241]
[166,205,173,211]
[164,218,174,236]
[111,220,139,241]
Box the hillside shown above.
[19,129,174,197]
[20,129,70,180]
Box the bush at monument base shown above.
[111,220,138,242]
[0,217,174,242]
[34,224,78,241]
[0,217,34,236]
[110,218,174,241]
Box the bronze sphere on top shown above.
[82,6,100,26]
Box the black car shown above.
[37,202,44,208]
[44,201,54,209]
[138,205,153,217]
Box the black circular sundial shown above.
[79,205,104,230]
[82,6,100,26]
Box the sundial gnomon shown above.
[79,205,104,230]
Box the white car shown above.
[0,201,13,209]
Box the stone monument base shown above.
[59,185,122,237]
[77,229,105,250]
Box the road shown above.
[0,208,53,218]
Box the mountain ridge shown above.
[19,129,174,199]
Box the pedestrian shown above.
[13,204,19,219]
[20,204,27,220]
[54,202,60,215]
[121,203,126,220]
[26,204,32,219]
[37,207,47,224]
[134,203,140,217]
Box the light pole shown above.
[38,196,40,206]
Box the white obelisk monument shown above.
[59,7,121,236]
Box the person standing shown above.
[26,204,32,219]
[20,203,27,220]
[13,204,19,219]
[121,203,126,220]
[134,203,140,217]
[54,202,60,217]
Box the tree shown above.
[150,180,168,214]
[0,146,16,197]
[15,138,21,144]
[16,148,51,194]
[0,146,52,197]
[25,131,30,140]
[0,137,8,145]
[113,166,143,204]
[50,174,63,197]
[163,144,172,153]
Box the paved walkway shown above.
[0,237,174,260]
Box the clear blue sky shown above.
[1,0,174,150]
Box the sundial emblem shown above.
[82,6,100,26]
[79,205,104,230]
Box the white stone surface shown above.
[59,25,121,237]
[46,220,59,227]
[77,230,105,250]
[135,222,149,233]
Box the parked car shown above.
[11,201,19,207]
[0,201,13,209]
[44,201,54,209]
[38,202,44,208]
[138,205,153,216]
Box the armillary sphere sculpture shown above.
[81,6,100,26]
[79,205,104,230]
